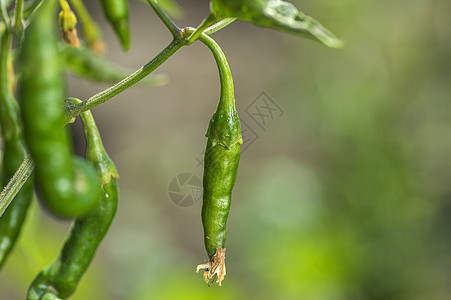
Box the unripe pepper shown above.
[18,0,101,218]
[27,99,119,300]
[99,0,130,50]
[195,33,243,286]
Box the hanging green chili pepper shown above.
[28,98,119,300]
[0,30,34,269]
[209,0,343,48]
[195,33,242,286]
[99,0,130,51]
[18,0,100,218]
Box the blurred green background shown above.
[2,0,451,299]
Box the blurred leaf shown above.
[210,0,343,48]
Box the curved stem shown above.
[196,31,234,107]
[185,16,236,45]
[145,0,181,39]
[185,14,216,45]
[65,39,182,119]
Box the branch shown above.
[0,154,34,218]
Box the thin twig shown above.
[185,14,217,45]
[0,154,34,218]
[145,0,181,39]
[204,18,236,35]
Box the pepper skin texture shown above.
[27,102,119,300]
[18,0,100,218]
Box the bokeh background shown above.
[2,0,451,299]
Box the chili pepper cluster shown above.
[0,0,124,298]
[0,0,341,297]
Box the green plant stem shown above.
[145,0,181,39]
[65,38,182,119]
[185,16,236,45]
[195,31,233,104]
[0,154,34,218]
[204,17,236,35]
[13,0,24,30]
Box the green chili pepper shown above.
[99,0,130,51]
[59,43,168,85]
[195,33,242,286]
[18,0,100,218]
[28,99,119,300]
[0,30,34,269]
[209,0,343,48]
[40,293,61,300]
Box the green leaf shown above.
[210,0,343,48]
[59,44,168,86]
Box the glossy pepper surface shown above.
[19,0,100,218]
[27,100,119,300]
[196,33,242,286]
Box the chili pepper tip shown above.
[112,20,130,51]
